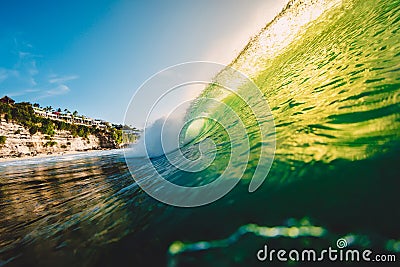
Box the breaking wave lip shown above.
[124,113,201,159]
[124,117,177,159]
[230,0,342,77]
[125,0,343,160]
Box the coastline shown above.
[0,119,123,162]
[0,147,121,164]
[1,99,139,163]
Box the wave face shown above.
[191,0,400,166]
[173,0,400,263]
[1,0,399,266]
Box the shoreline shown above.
[0,148,119,163]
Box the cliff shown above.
[0,119,118,159]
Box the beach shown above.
[0,148,116,163]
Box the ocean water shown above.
[1,0,400,266]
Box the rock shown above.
[0,120,118,159]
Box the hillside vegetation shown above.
[0,101,123,144]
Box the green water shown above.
[1,0,399,266]
[194,0,400,166]
[172,0,400,264]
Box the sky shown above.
[0,0,287,124]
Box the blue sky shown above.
[0,0,286,124]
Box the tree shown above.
[41,120,55,136]
[33,103,40,108]
[57,108,62,112]
[4,112,12,122]
[29,125,38,135]
[0,102,11,114]
[73,110,78,117]
[0,136,6,145]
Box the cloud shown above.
[45,84,70,96]
[39,74,78,98]
[48,75,79,84]
[18,51,31,58]
[35,84,71,98]
[0,68,19,84]
[0,69,8,83]
[1,49,41,87]
[25,88,40,93]
[1,37,77,100]
[2,88,40,98]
